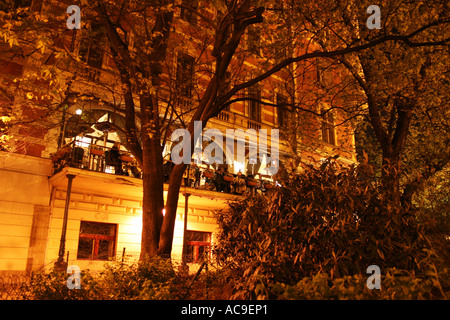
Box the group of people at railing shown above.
[51,140,141,178]
[164,160,275,195]
[52,140,276,195]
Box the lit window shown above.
[77,221,117,260]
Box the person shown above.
[163,160,174,182]
[192,163,201,188]
[183,164,196,187]
[232,170,244,194]
[109,141,123,175]
[223,168,233,193]
[214,167,226,192]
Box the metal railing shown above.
[0,275,32,300]
[52,140,277,196]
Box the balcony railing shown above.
[214,110,265,131]
[51,139,277,196]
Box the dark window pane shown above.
[97,239,114,260]
[77,237,94,259]
[176,54,194,98]
[77,221,117,260]
[180,0,198,24]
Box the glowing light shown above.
[75,108,82,115]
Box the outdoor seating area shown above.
[172,162,276,195]
[51,138,141,178]
[51,139,277,196]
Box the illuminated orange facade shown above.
[0,0,356,274]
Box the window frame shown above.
[179,0,199,25]
[248,85,261,122]
[78,24,106,70]
[320,109,336,145]
[276,93,289,127]
[185,230,211,263]
[176,53,195,99]
[77,221,117,261]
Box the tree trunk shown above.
[140,129,165,259]
[381,150,401,204]
[157,163,186,257]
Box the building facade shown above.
[0,0,356,274]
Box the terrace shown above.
[51,135,278,197]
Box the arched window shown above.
[55,109,140,177]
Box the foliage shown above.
[268,267,449,300]
[214,157,445,299]
[23,258,231,300]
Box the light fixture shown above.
[75,108,82,115]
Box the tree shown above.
[287,0,450,203]
[1,0,448,260]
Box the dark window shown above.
[77,221,117,260]
[176,53,195,98]
[218,71,231,110]
[321,109,336,145]
[247,26,260,56]
[248,86,261,122]
[79,24,105,69]
[186,231,211,263]
[15,0,32,8]
[277,93,288,126]
[180,0,198,24]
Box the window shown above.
[0,0,41,13]
[247,26,260,56]
[79,24,105,69]
[321,109,336,145]
[14,0,33,8]
[180,0,198,24]
[316,62,334,88]
[276,93,288,126]
[186,231,211,263]
[248,86,261,122]
[77,221,117,260]
[218,71,231,110]
[176,53,195,98]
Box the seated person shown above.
[214,167,226,192]
[106,142,123,175]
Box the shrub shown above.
[24,258,177,300]
[213,158,442,299]
[23,258,231,300]
[268,267,449,300]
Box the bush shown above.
[23,258,231,300]
[268,267,449,300]
[214,158,443,299]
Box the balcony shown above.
[51,139,277,197]
[214,110,266,131]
